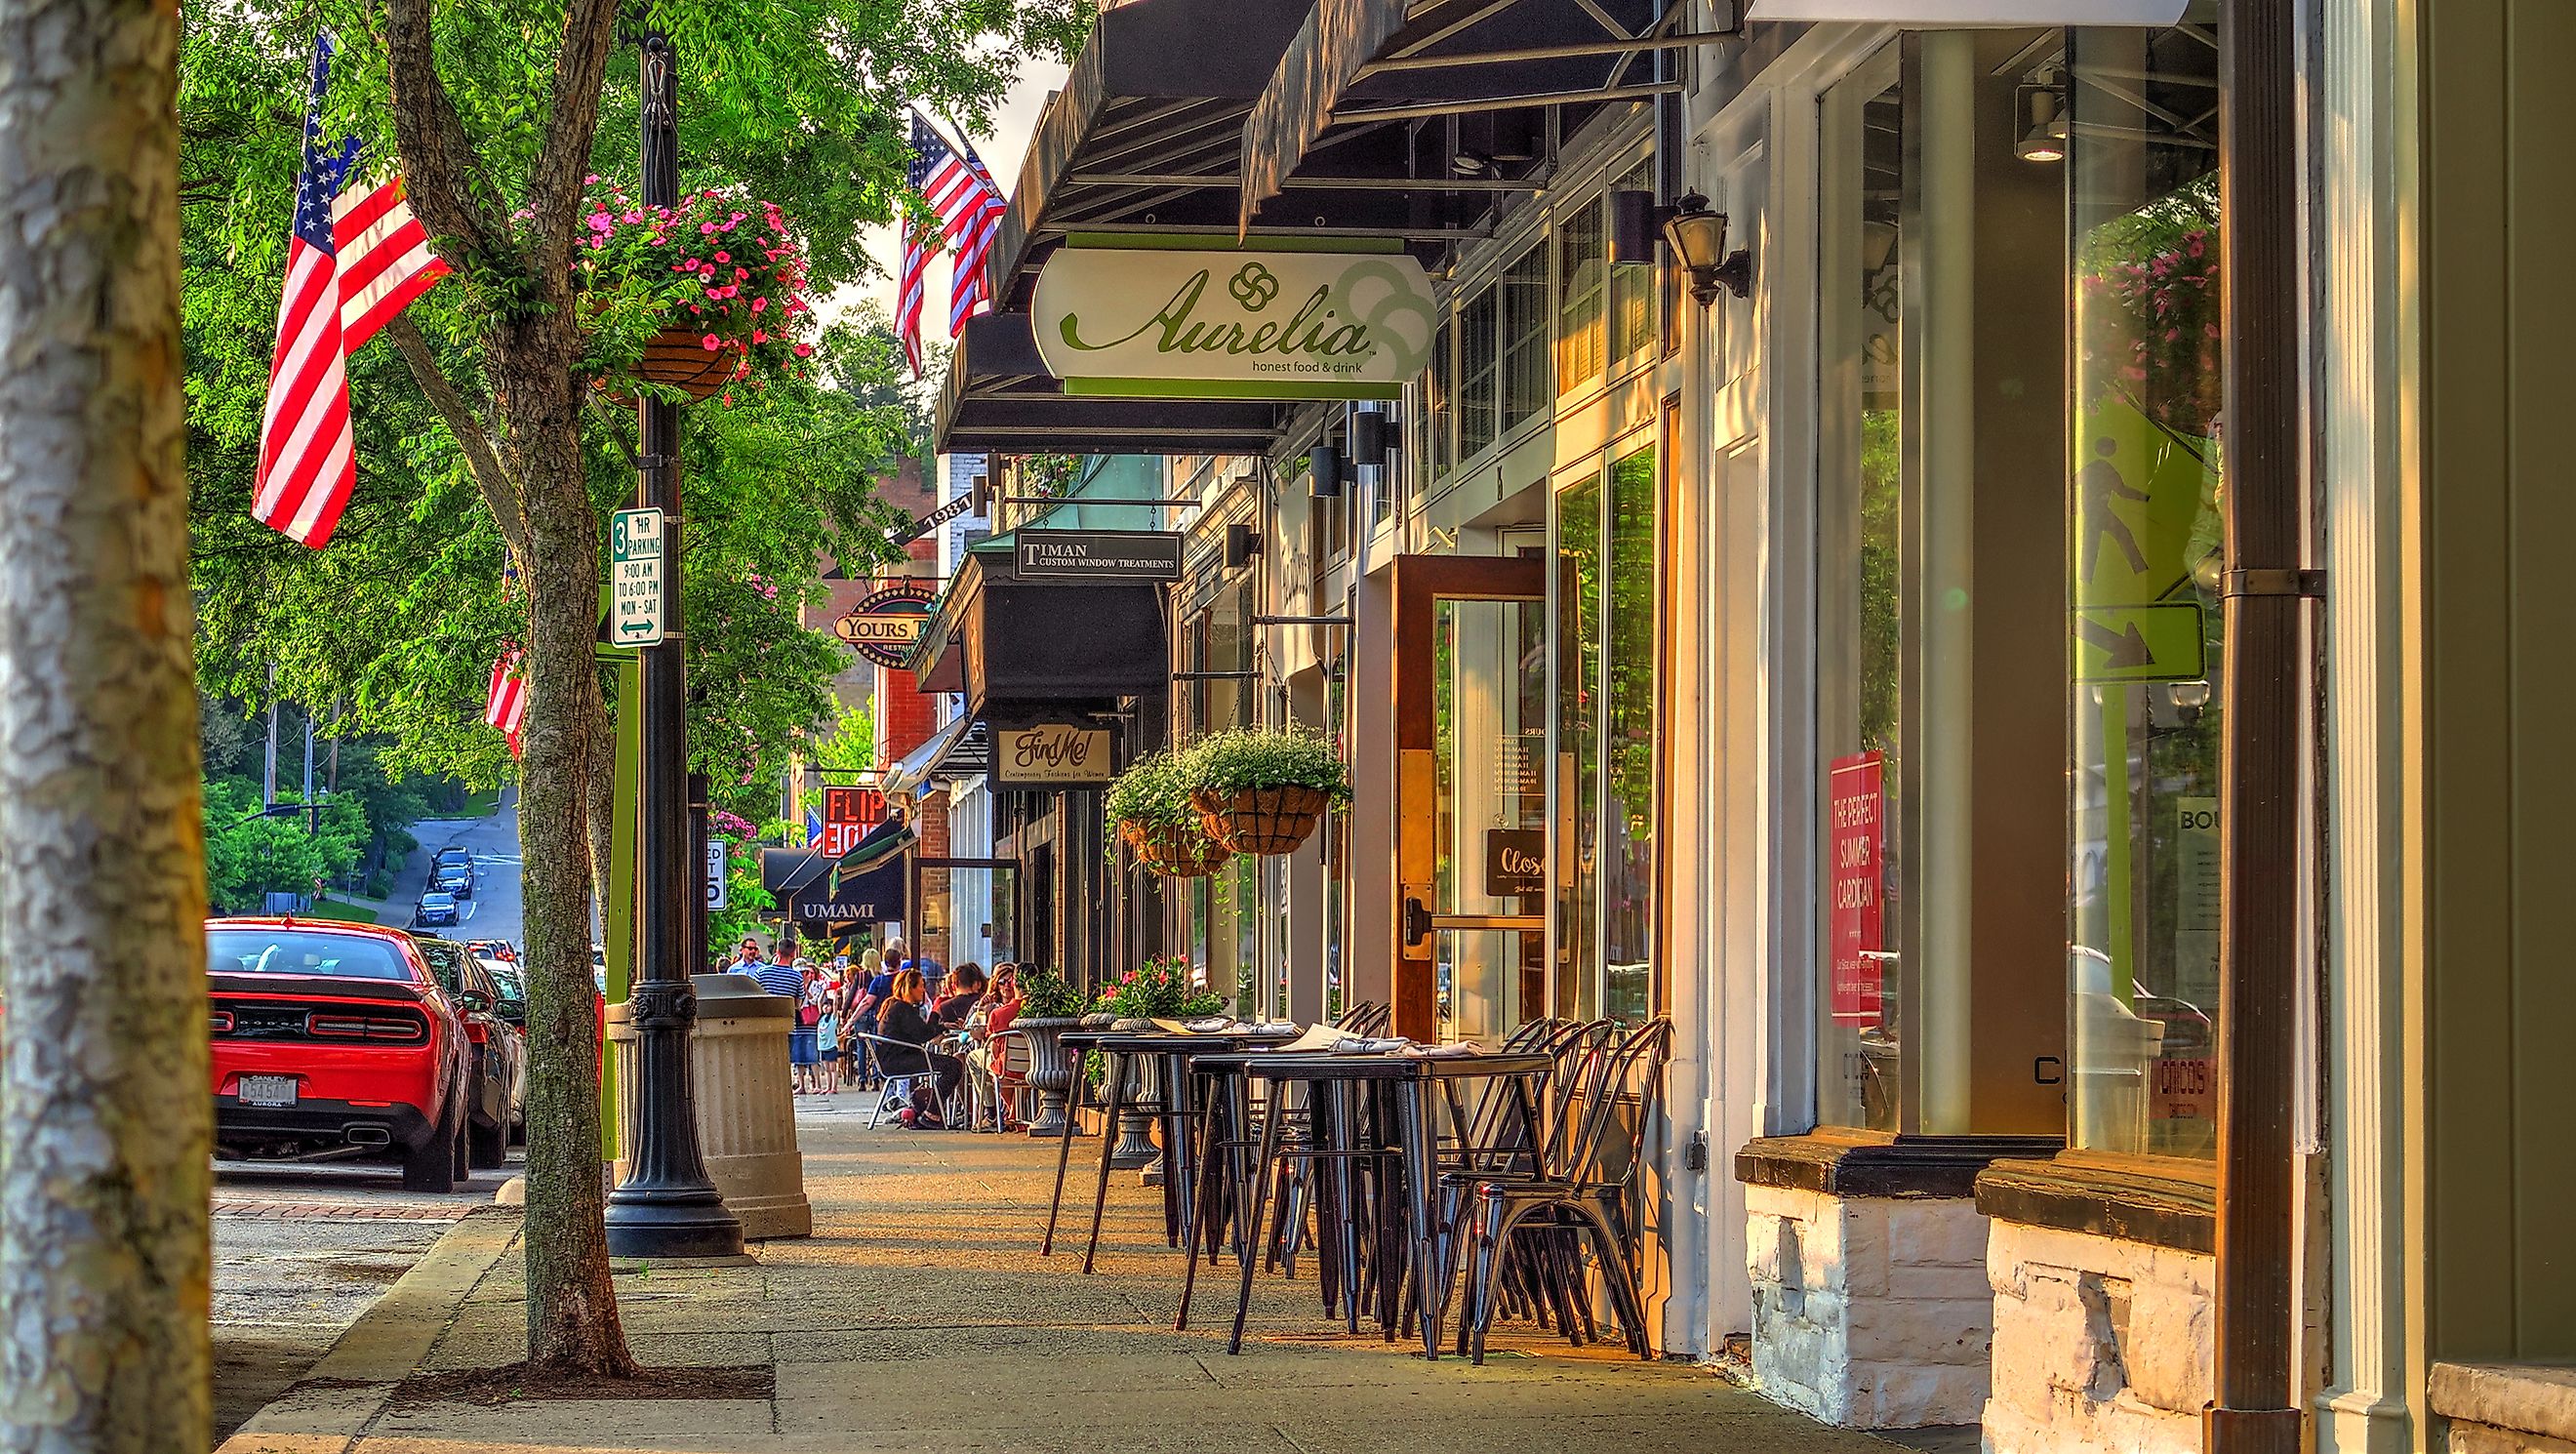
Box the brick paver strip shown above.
[215,1197,473,1223]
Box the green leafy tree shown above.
[177,0,1080,1376]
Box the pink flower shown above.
[714,251,730,263]
[584,173,600,184]
[752,328,767,344]
[700,222,717,234]
[702,335,721,350]
[749,297,767,314]
[792,342,813,357]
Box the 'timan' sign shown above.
[1032,244,1436,401]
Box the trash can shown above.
[609,971,812,1239]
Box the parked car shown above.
[205,917,471,1191]
[429,860,476,900]
[433,846,473,869]
[413,891,460,928]
[412,936,525,1167]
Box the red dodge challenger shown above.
[207,917,472,1191]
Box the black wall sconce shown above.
[1610,188,1752,303]
[1348,408,1392,466]
[1308,442,1345,499]
[1226,521,1262,568]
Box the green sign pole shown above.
[596,611,641,1162]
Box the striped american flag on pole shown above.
[485,650,527,756]
[255,34,450,549]
[945,131,1006,337]
[900,112,1006,372]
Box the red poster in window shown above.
[1828,752,1885,1025]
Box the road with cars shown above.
[212,791,530,1448]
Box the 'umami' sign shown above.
[1031,242,1437,401]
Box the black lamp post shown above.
[604,29,744,1261]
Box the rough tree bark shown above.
[383,0,638,1376]
[0,0,209,1445]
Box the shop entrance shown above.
[1392,554,1550,1043]
[909,858,1019,980]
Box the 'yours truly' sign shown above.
[995,723,1112,786]
[1031,242,1437,401]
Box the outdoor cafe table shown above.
[1223,1049,1551,1360]
[1041,1029,1296,1274]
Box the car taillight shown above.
[209,1010,234,1033]
[305,1012,427,1043]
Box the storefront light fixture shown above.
[1348,409,1392,466]
[1662,192,1751,304]
[1308,442,1345,499]
[2016,83,2069,163]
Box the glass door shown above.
[1393,554,1549,1043]
[910,858,1018,979]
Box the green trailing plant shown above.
[1015,966,1085,1020]
[1103,750,1199,842]
[1175,727,1352,804]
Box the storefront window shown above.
[1601,444,1660,1023]
[1554,475,1601,1021]
[1459,282,1501,459]
[1610,157,1657,365]
[1816,54,1905,1131]
[1557,196,1607,389]
[1425,319,1454,487]
[1501,244,1550,433]
[1434,596,1550,1042]
[2064,20,2224,1159]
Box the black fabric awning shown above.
[981,0,1315,314]
[936,312,1290,456]
[883,712,991,799]
[761,818,914,928]
[912,548,1169,716]
[1239,0,1693,232]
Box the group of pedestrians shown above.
[724,936,1028,1128]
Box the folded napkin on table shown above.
[1331,1035,1413,1055]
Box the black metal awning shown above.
[912,547,1169,716]
[936,312,1290,456]
[1238,0,1706,232]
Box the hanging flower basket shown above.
[1173,728,1351,858]
[1189,786,1330,856]
[634,325,735,400]
[1133,822,1232,878]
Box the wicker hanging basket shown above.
[1132,821,1231,879]
[631,325,735,401]
[1190,785,1332,857]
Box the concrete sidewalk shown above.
[222,1108,1908,1454]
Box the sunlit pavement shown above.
[223,1111,1918,1454]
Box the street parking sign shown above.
[609,508,665,646]
[706,837,728,910]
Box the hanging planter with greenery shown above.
[1176,727,1350,857]
[1105,750,1231,878]
[578,181,817,404]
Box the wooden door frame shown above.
[1390,553,1550,1042]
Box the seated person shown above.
[933,962,987,1028]
[875,968,966,1127]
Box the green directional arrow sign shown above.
[2073,602,2206,683]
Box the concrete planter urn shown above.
[607,972,811,1239]
[1107,1016,1161,1173]
[1015,1015,1083,1139]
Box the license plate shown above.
[236,1074,298,1109]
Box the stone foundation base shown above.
[1743,1185,1993,1429]
[1981,1220,2213,1454]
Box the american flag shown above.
[900,112,1006,372]
[255,34,449,549]
[485,650,527,755]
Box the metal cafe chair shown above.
[848,1030,958,1128]
[1454,1017,1673,1364]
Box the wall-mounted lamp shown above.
[1308,442,1345,499]
[2015,83,2069,163]
[1226,521,1263,568]
[1662,192,1752,303]
[1608,188,1752,303]
[1347,409,1392,466]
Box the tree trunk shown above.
[0,0,208,1446]
[496,342,637,1378]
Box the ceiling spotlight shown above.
[2016,84,2068,163]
